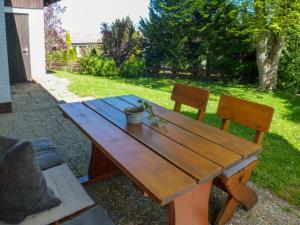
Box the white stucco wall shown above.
[4,7,46,79]
[0,0,11,104]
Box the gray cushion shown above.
[32,138,64,171]
[61,206,115,225]
[0,135,18,154]
[0,164,95,225]
[0,140,61,224]
[223,155,258,178]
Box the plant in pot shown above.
[124,100,155,124]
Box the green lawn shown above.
[55,71,300,207]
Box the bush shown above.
[120,58,145,76]
[79,55,118,76]
[101,17,140,67]
[46,50,65,69]
[64,48,77,62]
[46,48,78,70]
[278,40,300,93]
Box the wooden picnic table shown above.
[59,95,261,225]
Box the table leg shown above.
[81,143,120,185]
[169,181,212,225]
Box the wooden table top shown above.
[59,95,261,205]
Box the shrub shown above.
[46,50,65,69]
[278,40,300,93]
[46,48,78,70]
[101,17,140,67]
[79,55,118,76]
[64,48,77,62]
[120,58,145,76]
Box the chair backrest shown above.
[217,95,274,145]
[171,83,209,122]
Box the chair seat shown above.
[31,138,64,170]
[0,164,94,225]
[223,155,258,178]
[61,206,115,225]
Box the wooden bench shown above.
[171,83,209,122]
[213,95,274,225]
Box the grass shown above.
[55,71,300,207]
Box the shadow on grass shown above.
[57,72,280,104]
[56,71,300,125]
[104,75,236,96]
[253,132,300,207]
[117,75,300,125]
[274,92,300,124]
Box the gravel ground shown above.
[0,74,299,225]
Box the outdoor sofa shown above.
[0,137,115,225]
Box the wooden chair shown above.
[171,83,209,122]
[214,95,274,225]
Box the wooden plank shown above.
[100,97,242,169]
[119,95,261,158]
[217,95,274,132]
[59,103,196,205]
[84,99,222,183]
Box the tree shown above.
[65,32,72,48]
[238,0,300,90]
[184,0,255,79]
[44,3,67,54]
[101,17,140,67]
[63,32,77,62]
[278,38,300,92]
[140,0,187,70]
[140,0,255,80]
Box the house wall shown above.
[0,0,11,106]
[5,7,46,79]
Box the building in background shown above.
[71,33,101,58]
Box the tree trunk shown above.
[256,31,285,90]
